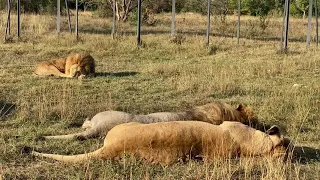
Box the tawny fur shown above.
[43,102,257,140]
[34,52,95,78]
[220,121,288,157]
[30,121,288,164]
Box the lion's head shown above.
[220,121,289,158]
[266,126,293,159]
[190,102,257,126]
[235,104,257,126]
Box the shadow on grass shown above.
[95,71,139,77]
[290,146,320,163]
[67,121,85,128]
[254,121,288,134]
[79,28,307,44]
[252,121,320,163]
[0,101,16,121]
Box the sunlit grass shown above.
[0,11,319,179]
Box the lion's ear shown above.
[266,125,284,147]
[266,125,281,137]
[236,104,244,111]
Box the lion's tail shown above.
[42,132,83,140]
[31,147,105,163]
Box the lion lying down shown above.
[29,121,289,164]
[42,102,257,140]
[34,52,95,78]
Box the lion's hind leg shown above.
[40,64,75,78]
[49,64,78,78]
[69,64,80,77]
[77,73,96,80]
[34,62,69,77]
[41,127,101,140]
[41,132,83,140]
[76,127,102,139]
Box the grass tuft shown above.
[0,12,319,179]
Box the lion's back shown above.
[104,121,237,164]
[51,58,66,72]
[34,61,51,74]
[192,102,254,125]
[34,58,66,75]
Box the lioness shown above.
[34,52,95,78]
[42,102,257,140]
[28,121,288,164]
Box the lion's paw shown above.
[69,64,79,78]
[78,74,86,80]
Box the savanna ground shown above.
[0,10,319,179]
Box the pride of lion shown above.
[30,53,293,164]
[34,52,95,78]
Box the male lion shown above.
[34,52,95,78]
[27,121,289,164]
[42,102,257,140]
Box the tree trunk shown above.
[113,0,136,22]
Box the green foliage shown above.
[0,0,63,14]
[1,12,320,179]
[0,0,317,20]
[94,0,113,18]
[291,0,320,18]
[227,0,239,13]
[290,3,303,17]
[181,0,207,14]
[129,8,156,26]
[17,0,56,14]
[129,9,139,26]
[143,0,177,13]
[242,0,276,16]
[293,0,309,12]
[0,1,6,10]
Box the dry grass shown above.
[0,11,319,179]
